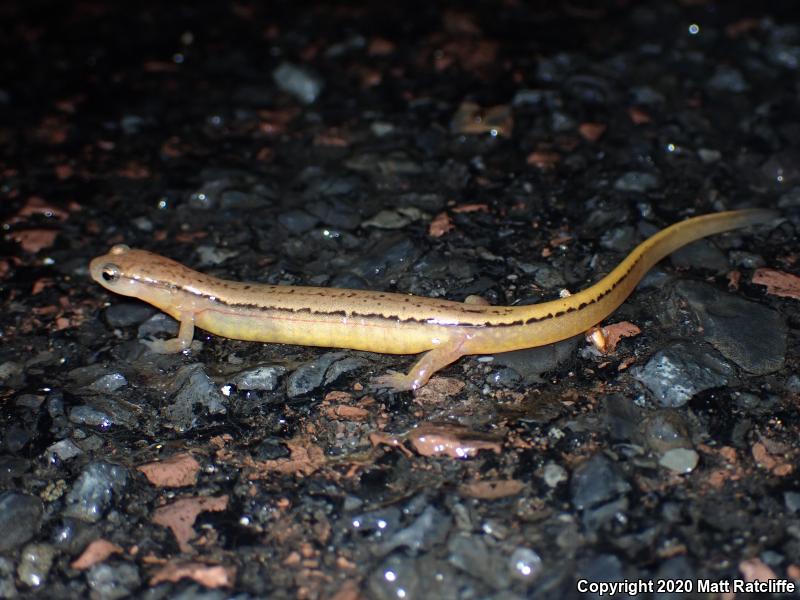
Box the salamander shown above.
[89,209,776,391]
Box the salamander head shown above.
[89,244,191,300]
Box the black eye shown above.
[101,264,121,283]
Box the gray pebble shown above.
[707,65,749,93]
[0,361,24,388]
[508,547,543,583]
[287,352,367,397]
[17,542,55,587]
[486,366,522,388]
[613,171,660,193]
[785,491,800,513]
[323,356,369,386]
[272,62,323,104]
[306,199,361,230]
[570,455,631,510]
[447,533,510,590]
[0,557,16,598]
[673,281,787,374]
[277,208,319,234]
[697,148,721,163]
[63,461,128,523]
[69,405,114,429]
[378,505,450,556]
[104,303,155,328]
[658,448,699,473]
[669,240,729,274]
[492,336,580,384]
[0,492,44,552]
[138,313,179,340]
[367,554,421,600]
[163,364,227,432]
[640,411,691,453]
[46,439,83,462]
[86,372,127,394]
[230,365,286,391]
[577,554,625,599]
[219,189,270,210]
[349,506,401,539]
[543,462,568,488]
[778,187,800,208]
[632,341,733,407]
[600,225,637,252]
[0,457,31,484]
[86,563,141,600]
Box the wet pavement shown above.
[1,0,800,598]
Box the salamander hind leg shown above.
[371,343,467,392]
[142,312,199,354]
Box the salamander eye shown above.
[101,264,121,283]
[110,244,130,255]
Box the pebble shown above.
[447,534,510,590]
[68,365,127,394]
[0,360,24,388]
[17,542,56,587]
[778,186,800,208]
[277,208,320,234]
[632,341,733,407]
[163,364,227,432]
[543,462,568,488]
[576,554,625,598]
[86,563,141,600]
[362,208,420,230]
[63,461,129,523]
[658,448,699,474]
[491,336,580,384]
[600,225,637,252]
[707,65,749,93]
[230,365,287,391]
[69,405,114,429]
[254,438,291,461]
[0,456,31,484]
[367,554,421,600]
[508,547,543,583]
[104,303,155,328]
[305,198,362,230]
[784,491,800,513]
[669,240,729,274]
[219,189,271,210]
[46,439,83,462]
[286,352,367,397]
[613,171,660,193]
[486,366,523,388]
[378,505,450,556]
[0,557,16,598]
[195,245,238,266]
[272,62,323,104]
[0,492,44,552]
[672,281,787,375]
[50,518,95,554]
[570,455,631,511]
[4,423,31,453]
[137,313,179,340]
[760,151,800,189]
[349,506,401,540]
[640,411,691,453]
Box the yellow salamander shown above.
[90,209,776,391]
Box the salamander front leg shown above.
[142,312,197,354]
[371,344,467,392]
